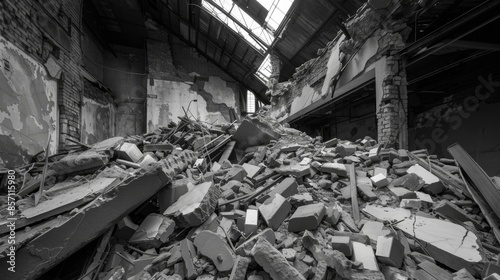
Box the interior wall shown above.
[104,45,147,136]
[409,95,500,176]
[0,36,58,168]
[146,29,241,131]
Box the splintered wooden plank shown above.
[348,164,360,222]
[21,177,119,221]
[448,143,500,219]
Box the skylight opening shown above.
[202,0,294,83]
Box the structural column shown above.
[376,54,408,149]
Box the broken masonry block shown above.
[129,213,175,249]
[228,256,251,280]
[194,230,236,272]
[313,260,328,280]
[328,229,371,245]
[223,166,247,183]
[329,236,352,257]
[51,150,109,175]
[233,118,280,149]
[264,177,299,203]
[276,161,311,177]
[139,154,158,168]
[371,173,389,188]
[352,241,379,271]
[288,203,326,232]
[259,193,291,230]
[289,192,315,207]
[387,186,415,200]
[357,177,377,201]
[164,181,221,228]
[187,213,219,241]
[406,164,444,194]
[235,228,276,257]
[389,173,423,190]
[281,143,306,152]
[158,180,191,213]
[382,266,410,280]
[324,138,338,147]
[319,162,347,177]
[361,221,389,245]
[400,199,422,210]
[117,142,143,162]
[242,163,261,178]
[217,217,240,242]
[398,149,409,161]
[251,237,307,280]
[433,200,483,231]
[180,239,200,280]
[376,236,404,268]
[115,216,139,241]
[282,248,297,261]
[167,245,183,267]
[453,268,475,280]
[244,208,259,237]
[324,206,341,225]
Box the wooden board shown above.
[348,164,360,222]
[448,143,500,219]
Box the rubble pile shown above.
[1,113,500,280]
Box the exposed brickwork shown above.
[377,55,408,148]
[0,0,85,151]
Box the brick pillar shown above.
[377,55,408,149]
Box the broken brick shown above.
[288,203,326,232]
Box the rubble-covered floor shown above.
[1,112,500,280]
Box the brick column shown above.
[377,55,408,149]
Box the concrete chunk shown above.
[319,162,347,177]
[244,209,259,236]
[407,164,444,194]
[352,241,379,271]
[117,142,143,162]
[376,236,404,268]
[265,177,298,202]
[330,236,352,257]
[251,237,306,280]
[51,150,109,175]
[235,228,276,257]
[288,203,326,232]
[361,221,389,244]
[259,194,291,230]
[129,213,175,249]
[228,256,251,280]
[371,173,389,188]
[194,230,235,272]
[164,181,221,228]
[180,239,199,280]
[433,200,483,230]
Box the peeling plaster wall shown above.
[81,97,114,145]
[146,76,237,131]
[0,36,57,168]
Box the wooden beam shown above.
[348,164,360,222]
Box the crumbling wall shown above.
[81,80,115,145]
[267,0,421,149]
[146,24,241,129]
[0,36,58,168]
[0,0,90,156]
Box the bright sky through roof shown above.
[202,0,294,82]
